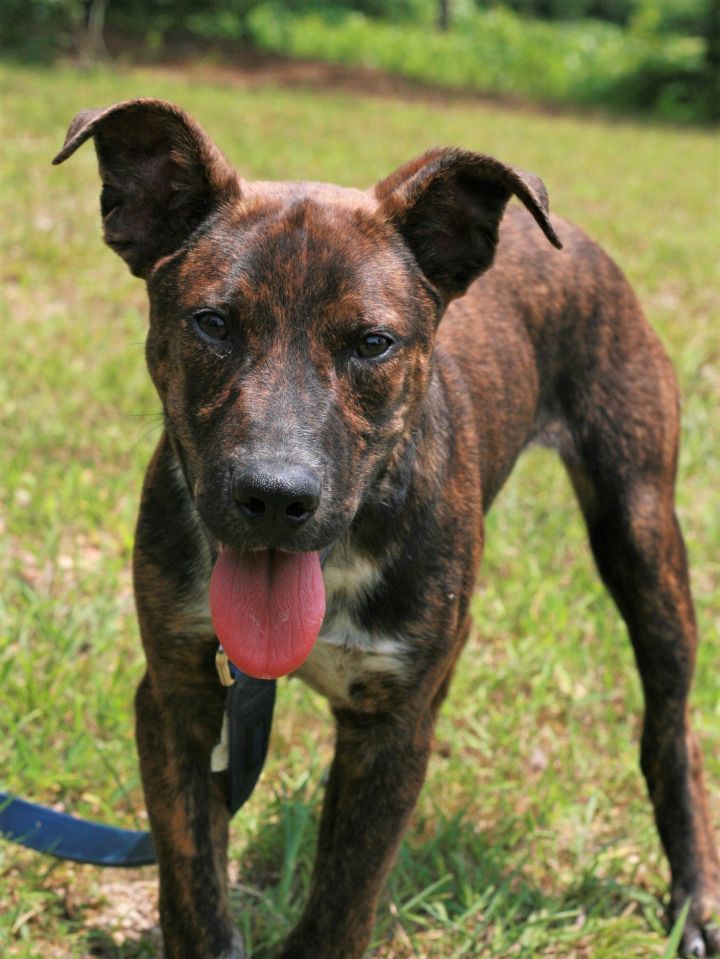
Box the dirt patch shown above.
[98,33,577,119]
[66,871,161,955]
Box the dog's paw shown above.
[227,931,246,959]
[162,931,245,959]
[680,924,720,957]
[676,900,720,957]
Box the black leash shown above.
[0,649,275,866]
[213,649,277,817]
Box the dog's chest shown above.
[293,552,409,708]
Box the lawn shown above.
[0,59,719,958]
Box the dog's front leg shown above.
[279,705,436,959]
[132,436,244,958]
[135,664,243,959]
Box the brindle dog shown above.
[54,99,719,958]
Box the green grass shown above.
[1,60,719,958]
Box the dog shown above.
[54,98,719,959]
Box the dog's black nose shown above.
[233,464,321,532]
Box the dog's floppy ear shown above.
[375,147,562,303]
[53,99,241,278]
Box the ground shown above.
[1,51,719,959]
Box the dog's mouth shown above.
[209,547,326,679]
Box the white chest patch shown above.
[295,611,410,706]
[293,548,410,707]
[321,551,381,601]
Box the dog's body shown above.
[55,100,720,958]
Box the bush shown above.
[473,0,707,34]
[247,5,707,118]
[107,0,436,47]
[610,54,719,119]
[0,0,85,57]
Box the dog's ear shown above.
[53,99,241,278]
[375,147,562,303]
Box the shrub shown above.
[0,0,85,57]
[247,5,707,118]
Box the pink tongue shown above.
[209,547,325,680]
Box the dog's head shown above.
[55,100,560,675]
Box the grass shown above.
[0,58,719,958]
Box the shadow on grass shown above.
[62,765,663,956]
[213,777,664,956]
[85,929,159,959]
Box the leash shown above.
[212,650,277,817]
[0,648,275,867]
[0,794,156,867]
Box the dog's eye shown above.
[357,332,394,359]
[193,311,228,342]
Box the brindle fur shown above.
[54,99,719,959]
